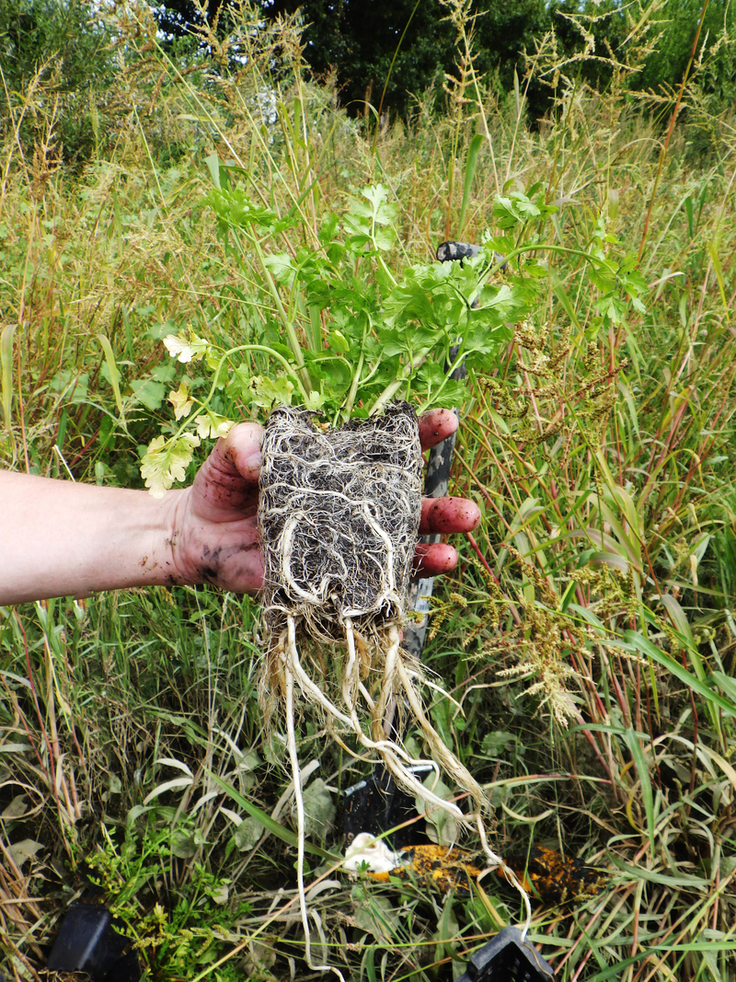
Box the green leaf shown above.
[302,778,336,839]
[204,152,221,189]
[460,133,483,234]
[263,252,296,286]
[234,816,264,851]
[208,770,339,863]
[493,191,542,229]
[622,727,655,855]
[622,631,736,717]
[97,334,125,420]
[130,378,166,412]
[327,329,350,354]
[246,375,295,409]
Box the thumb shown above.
[189,422,264,521]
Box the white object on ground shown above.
[342,832,404,875]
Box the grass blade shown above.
[1,323,15,430]
[96,333,126,423]
[208,769,340,863]
[459,133,483,236]
[623,726,655,855]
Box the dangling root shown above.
[258,404,530,973]
[285,661,345,981]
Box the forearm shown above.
[0,471,182,605]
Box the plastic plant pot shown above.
[47,903,140,982]
[455,927,555,982]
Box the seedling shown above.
[142,175,645,974]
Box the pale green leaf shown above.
[164,332,211,364]
[301,778,335,839]
[169,379,194,420]
[141,433,201,498]
[247,375,294,409]
[195,412,235,440]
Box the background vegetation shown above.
[2,0,736,980]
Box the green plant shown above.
[85,819,252,980]
[139,175,649,497]
[4,3,736,978]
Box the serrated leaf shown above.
[264,252,296,285]
[304,390,326,411]
[596,294,628,324]
[493,191,541,229]
[169,380,194,420]
[247,375,295,409]
[195,412,235,440]
[373,226,396,250]
[587,265,617,293]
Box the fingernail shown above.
[245,450,262,472]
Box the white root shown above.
[395,656,487,812]
[477,813,532,938]
[285,654,345,982]
[258,405,531,973]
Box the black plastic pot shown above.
[47,904,140,982]
[455,927,555,982]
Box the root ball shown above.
[258,402,423,643]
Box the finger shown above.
[418,408,458,451]
[221,422,264,483]
[190,423,263,521]
[420,496,481,535]
[413,542,458,578]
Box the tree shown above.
[264,0,550,117]
[0,0,114,164]
[152,0,550,119]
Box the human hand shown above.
[169,409,480,593]
[414,409,480,577]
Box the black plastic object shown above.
[436,240,507,272]
[344,764,432,849]
[455,927,554,982]
[436,240,482,263]
[47,903,141,982]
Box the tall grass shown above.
[1,2,736,980]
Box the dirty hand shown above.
[169,410,480,593]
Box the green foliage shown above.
[0,0,115,164]
[153,0,551,121]
[546,0,736,117]
[86,820,251,980]
[142,175,651,494]
[637,0,736,98]
[3,4,736,980]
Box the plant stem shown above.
[369,346,433,415]
[249,235,314,394]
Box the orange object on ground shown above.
[368,844,483,897]
[498,846,606,905]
